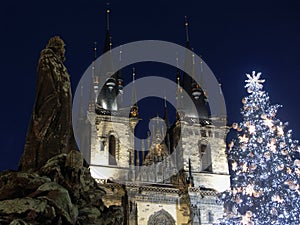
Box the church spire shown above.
[130,68,139,118]
[176,57,183,114]
[104,5,112,53]
[182,16,193,96]
[88,42,99,112]
[163,95,171,154]
[117,47,124,97]
[132,68,137,105]
[185,16,191,49]
[154,113,162,141]
[100,5,114,76]
[106,7,110,31]
[95,5,118,114]
[93,42,99,95]
[94,41,97,59]
[181,16,209,122]
[163,95,170,129]
[191,52,201,100]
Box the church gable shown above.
[147,209,175,225]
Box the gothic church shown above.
[76,9,230,225]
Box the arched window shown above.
[208,211,214,223]
[191,205,201,225]
[109,135,117,165]
[199,141,212,172]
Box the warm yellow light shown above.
[272,195,284,203]
[241,212,252,225]
[277,126,284,136]
[232,161,238,171]
[242,163,248,172]
[264,118,273,128]
[245,184,255,196]
[267,142,276,152]
[239,134,249,143]
[294,159,300,167]
[264,151,271,160]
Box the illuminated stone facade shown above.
[85,110,230,225]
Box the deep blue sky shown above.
[1,0,300,171]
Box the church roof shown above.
[180,17,209,122]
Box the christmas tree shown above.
[219,71,300,225]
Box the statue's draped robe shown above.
[19,48,77,171]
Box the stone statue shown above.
[19,36,77,171]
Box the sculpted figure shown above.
[19,36,77,171]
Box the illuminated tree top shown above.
[245,71,265,93]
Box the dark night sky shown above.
[1,0,300,171]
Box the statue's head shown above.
[46,36,66,62]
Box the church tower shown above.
[88,8,139,182]
[172,17,230,224]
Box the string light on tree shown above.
[248,125,256,134]
[267,141,277,152]
[219,71,300,225]
[239,134,249,143]
[232,161,238,171]
[263,118,273,129]
[277,126,284,136]
[245,184,255,196]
